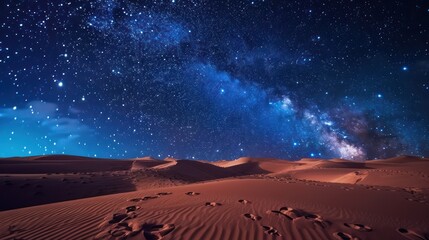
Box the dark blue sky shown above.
[1,0,428,160]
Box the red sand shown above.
[1,155,428,239]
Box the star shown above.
[0,0,426,160]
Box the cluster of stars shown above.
[0,0,428,160]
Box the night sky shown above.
[1,0,428,160]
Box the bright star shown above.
[58,82,64,87]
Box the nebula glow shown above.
[0,0,428,160]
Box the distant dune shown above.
[0,155,428,239]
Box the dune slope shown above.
[1,178,428,240]
[1,155,429,240]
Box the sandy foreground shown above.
[0,155,428,240]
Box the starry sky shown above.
[1,0,428,160]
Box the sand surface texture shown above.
[1,155,428,239]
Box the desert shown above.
[1,155,428,240]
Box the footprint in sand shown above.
[333,232,358,240]
[96,221,143,239]
[143,224,175,240]
[128,196,159,202]
[305,214,330,228]
[109,207,140,224]
[142,196,160,200]
[397,228,428,240]
[238,199,251,204]
[157,192,172,196]
[270,207,301,220]
[271,207,330,228]
[279,207,300,219]
[243,213,261,221]
[129,198,143,202]
[205,202,222,207]
[110,222,141,238]
[344,223,372,232]
[96,205,148,239]
[262,226,281,236]
[404,187,422,194]
[108,213,129,224]
[125,205,140,213]
[185,192,200,196]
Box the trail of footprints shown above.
[403,187,428,204]
[243,201,424,239]
[95,191,428,240]
[95,192,176,240]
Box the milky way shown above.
[0,0,428,160]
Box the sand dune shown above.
[0,155,133,174]
[1,178,428,240]
[213,157,300,175]
[269,156,429,188]
[1,155,428,239]
[150,159,231,181]
[131,159,167,171]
